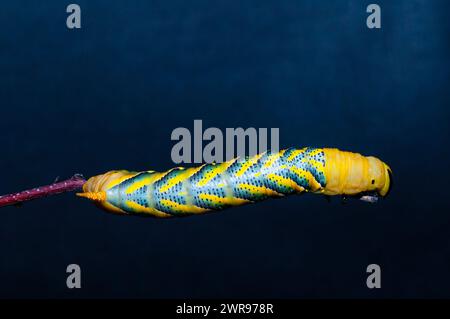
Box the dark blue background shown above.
[0,0,449,298]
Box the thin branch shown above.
[0,174,86,208]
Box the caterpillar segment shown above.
[77,147,392,217]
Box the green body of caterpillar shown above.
[77,147,392,217]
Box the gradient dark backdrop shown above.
[0,0,449,298]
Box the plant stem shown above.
[0,174,86,208]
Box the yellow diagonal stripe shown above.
[198,193,251,206]
[235,153,263,177]
[287,148,307,161]
[159,199,210,214]
[266,173,305,193]
[290,166,322,191]
[159,168,192,193]
[237,183,283,197]
[198,159,237,186]
[125,173,163,194]
[263,150,287,169]
[125,200,172,218]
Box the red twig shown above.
[0,174,86,208]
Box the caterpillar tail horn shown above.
[76,191,106,202]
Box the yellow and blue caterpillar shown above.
[77,147,392,218]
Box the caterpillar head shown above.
[322,149,392,201]
[366,156,393,198]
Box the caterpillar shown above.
[77,147,392,218]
